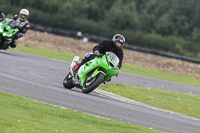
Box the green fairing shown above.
[0,18,19,49]
[78,52,120,87]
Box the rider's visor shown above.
[116,40,123,45]
[20,14,27,19]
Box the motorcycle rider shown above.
[5,9,30,49]
[72,34,125,72]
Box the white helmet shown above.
[112,34,125,49]
[19,9,29,21]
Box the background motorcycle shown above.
[63,52,120,94]
[0,13,19,49]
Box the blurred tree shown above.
[85,2,103,21]
[169,0,196,36]
[0,0,11,13]
[191,28,200,42]
[105,0,139,30]
[156,13,173,35]
[59,0,87,18]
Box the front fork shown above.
[85,67,100,83]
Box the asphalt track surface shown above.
[0,50,200,133]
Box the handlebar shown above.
[1,13,5,20]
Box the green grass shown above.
[121,64,200,87]
[11,45,84,62]
[11,45,200,87]
[99,83,200,119]
[0,91,162,133]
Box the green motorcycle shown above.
[63,52,120,94]
[0,13,19,49]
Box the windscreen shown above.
[106,52,119,65]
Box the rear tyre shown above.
[63,73,74,89]
[82,73,105,94]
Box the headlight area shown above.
[3,33,12,37]
[0,23,2,32]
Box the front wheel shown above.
[0,40,7,49]
[63,73,74,89]
[82,73,105,94]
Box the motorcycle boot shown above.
[72,54,91,73]
[9,39,18,48]
[72,61,82,72]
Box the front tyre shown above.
[63,73,74,89]
[82,73,105,94]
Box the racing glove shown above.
[93,51,100,57]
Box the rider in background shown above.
[6,9,30,49]
[72,34,125,72]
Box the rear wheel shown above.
[82,73,105,94]
[63,73,74,89]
